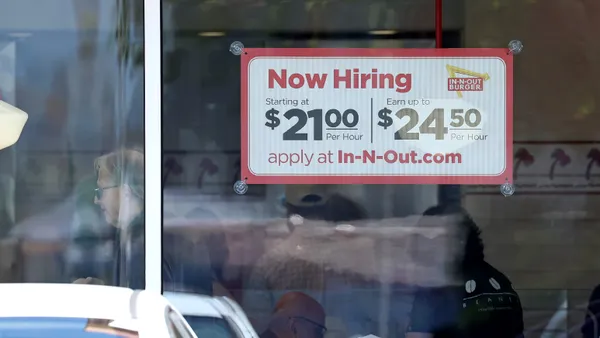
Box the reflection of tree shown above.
[163,157,183,187]
[514,148,534,179]
[197,158,219,188]
[549,148,571,180]
[586,148,600,180]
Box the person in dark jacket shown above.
[76,147,172,288]
[582,284,600,338]
[406,205,524,338]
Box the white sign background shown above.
[245,54,509,181]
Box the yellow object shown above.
[0,100,28,151]
[446,65,490,98]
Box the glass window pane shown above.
[161,1,595,337]
[0,0,145,287]
[160,4,453,338]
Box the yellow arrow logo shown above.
[446,65,490,98]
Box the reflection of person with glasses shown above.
[260,292,327,338]
[76,147,173,288]
[93,148,145,228]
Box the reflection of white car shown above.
[0,283,197,338]
[164,292,259,338]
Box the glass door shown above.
[0,0,155,290]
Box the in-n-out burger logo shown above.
[268,68,412,93]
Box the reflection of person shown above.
[260,291,327,338]
[94,148,146,228]
[582,284,600,338]
[283,185,366,223]
[77,148,173,288]
[161,206,230,295]
[406,205,524,338]
[245,185,370,335]
[68,175,113,282]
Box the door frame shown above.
[144,0,163,293]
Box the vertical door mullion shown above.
[143,0,162,293]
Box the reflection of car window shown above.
[0,317,139,337]
[166,314,182,338]
[183,316,237,338]
[168,308,197,338]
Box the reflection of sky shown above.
[0,0,78,31]
[0,317,127,337]
[0,0,121,31]
[9,0,143,152]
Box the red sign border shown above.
[241,48,513,185]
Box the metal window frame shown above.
[144,0,162,293]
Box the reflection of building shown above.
[170,0,463,33]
